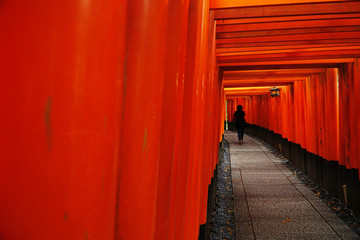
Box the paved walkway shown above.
[226,131,360,240]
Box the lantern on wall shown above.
[269,87,280,97]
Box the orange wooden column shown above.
[348,62,359,173]
[0,1,126,239]
[324,69,340,162]
[353,59,360,177]
[117,0,167,239]
[183,0,212,238]
[293,81,302,144]
[317,74,326,158]
[303,76,315,155]
[338,65,351,168]
[220,86,226,138]
[199,10,218,226]
[171,0,208,238]
[296,80,307,149]
[154,1,190,239]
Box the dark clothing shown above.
[234,110,246,140]
[237,128,244,141]
[234,110,246,129]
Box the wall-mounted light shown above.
[269,87,280,97]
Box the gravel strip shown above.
[210,140,236,240]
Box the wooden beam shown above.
[224,77,303,81]
[217,49,360,63]
[215,13,360,25]
[224,80,299,88]
[224,74,318,80]
[216,39,360,48]
[216,18,360,33]
[216,43,360,53]
[211,0,350,9]
[224,68,325,73]
[226,93,268,96]
[225,85,290,96]
[224,76,308,80]
[216,31,360,44]
[219,58,353,69]
[213,1,360,20]
[217,46,360,56]
[216,26,360,39]
[223,68,325,76]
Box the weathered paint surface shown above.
[0,0,128,239]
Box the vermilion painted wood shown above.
[213,1,360,19]
[183,0,211,238]
[173,2,198,238]
[293,81,304,144]
[219,59,354,68]
[211,0,350,9]
[217,39,360,48]
[217,49,360,63]
[171,0,218,238]
[166,2,191,240]
[224,80,297,88]
[216,18,360,33]
[353,60,360,173]
[0,1,126,239]
[217,44,360,53]
[201,11,218,224]
[217,26,360,39]
[221,87,226,137]
[216,32,360,45]
[347,63,357,171]
[317,74,326,158]
[216,13,360,25]
[218,47,360,58]
[325,69,340,162]
[338,65,351,168]
[197,0,213,228]
[117,0,168,239]
[350,62,360,172]
[223,69,325,77]
[154,1,190,239]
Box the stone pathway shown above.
[226,131,360,240]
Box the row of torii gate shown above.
[0,0,359,239]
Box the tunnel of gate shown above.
[215,0,360,230]
[223,62,360,215]
[0,1,359,240]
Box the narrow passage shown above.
[226,131,360,240]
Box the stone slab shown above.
[247,197,322,219]
[235,221,255,240]
[226,132,360,240]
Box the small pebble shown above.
[210,140,236,240]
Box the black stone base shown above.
[198,165,218,240]
[198,142,222,240]
[245,123,360,216]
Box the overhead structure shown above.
[215,0,360,217]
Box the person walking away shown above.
[234,105,246,144]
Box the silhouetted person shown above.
[234,105,246,144]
